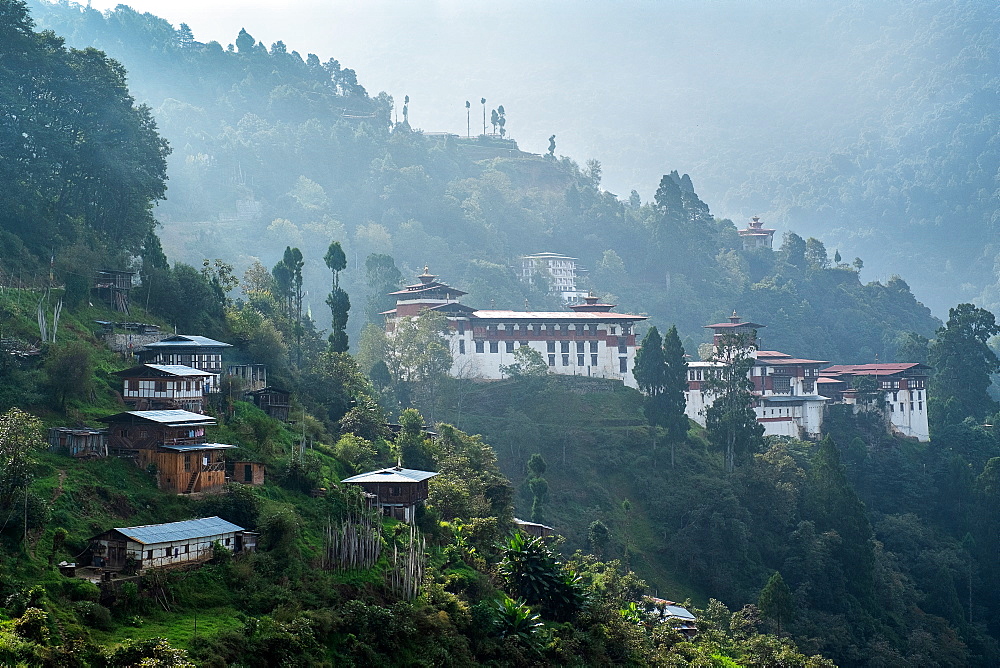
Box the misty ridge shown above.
[27,0,987,363]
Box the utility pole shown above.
[481,98,486,135]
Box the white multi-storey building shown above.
[384,269,646,387]
[521,252,588,304]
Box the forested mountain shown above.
[25,0,941,364]
[8,2,1000,666]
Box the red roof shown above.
[755,350,791,358]
[705,321,766,329]
[762,357,829,366]
[821,363,929,377]
[471,310,645,321]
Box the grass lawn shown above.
[91,605,243,650]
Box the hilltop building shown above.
[683,313,930,441]
[384,269,646,387]
[521,252,588,304]
[738,216,776,251]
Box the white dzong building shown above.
[685,313,829,439]
[684,313,930,442]
[384,269,646,387]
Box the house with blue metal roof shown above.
[89,516,255,572]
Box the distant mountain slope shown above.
[26,0,940,363]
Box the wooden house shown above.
[99,410,216,457]
[514,517,554,538]
[88,516,255,572]
[114,364,212,413]
[138,335,233,384]
[246,387,291,422]
[48,427,108,458]
[231,461,265,486]
[341,466,439,523]
[141,443,235,494]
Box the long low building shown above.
[384,269,646,387]
[89,516,255,572]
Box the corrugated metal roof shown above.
[145,364,213,376]
[341,467,439,484]
[115,364,212,378]
[159,443,236,451]
[98,410,216,426]
[110,516,244,545]
[144,335,232,348]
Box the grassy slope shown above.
[435,375,718,603]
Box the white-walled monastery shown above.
[684,313,930,441]
[384,269,646,387]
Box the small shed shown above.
[341,466,439,524]
[246,387,291,422]
[514,517,554,538]
[142,443,235,495]
[48,427,108,458]
[231,461,265,486]
[89,516,252,572]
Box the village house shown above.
[246,386,292,422]
[683,313,930,441]
[384,269,647,387]
[89,516,255,572]
[144,443,234,494]
[341,466,439,523]
[99,409,216,456]
[514,517,554,538]
[137,334,232,389]
[114,364,213,413]
[818,363,930,441]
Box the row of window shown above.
[148,537,232,560]
[890,390,923,401]
[545,354,628,373]
[462,340,620,355]
[126,380,202,392]
[889,402,923,412]
[480,323,631,336]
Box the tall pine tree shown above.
[324,240,349,352]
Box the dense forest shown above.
[5,1,1000,666]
